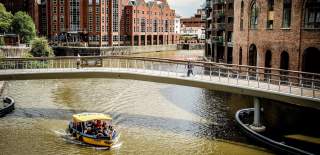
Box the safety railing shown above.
[0,56,319,99]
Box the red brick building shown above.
[233,0,320,74]
[46,0,177,47]
[123,0,177,46]
[181,9,205,28]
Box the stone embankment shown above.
[0,46,30,58]
[177,43,205,50]
[53,45,178,56]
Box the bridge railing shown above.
[0,56,319,99]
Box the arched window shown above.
[248,44,257,66]
[265,50,272,79]
[280,51,289,70]
[239,47,243,65]
[282,0,292,28]
[280,51,289,81]
[267,0,274,29]
[250,2,259,29]
[240,1,244,30]
[302,47,320,73]
[304,0,320,28]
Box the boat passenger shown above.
[84,127,92,135]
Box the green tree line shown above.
[0,3,52,57]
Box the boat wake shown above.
[52,129,122,150]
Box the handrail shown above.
[0,56,319,100]
[1,56,320,77]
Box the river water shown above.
[0,50,272,155]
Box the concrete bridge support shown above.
[250,97,266,132]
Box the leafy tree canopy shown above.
[11,11,36,43]
[30,37,53,57]
[0,3,13,33]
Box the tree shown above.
[11,11,36,44]
[0,3,13,33]
[30,37,53,57]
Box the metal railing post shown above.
[227,69,230,83]
[301,84,304,96]
[237,71,239,85]
[218,68,221,81]
[289,82,292,94]
[209,65,212,80]
[313,84,315,98]
[247,71,250,86]
[176,64,178,77]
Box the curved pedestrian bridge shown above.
[0,56,319,109]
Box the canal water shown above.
[0,50,272,155]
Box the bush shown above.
[30,37,53,57]
[0,37,4,46]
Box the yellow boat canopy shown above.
[72,113,112,122]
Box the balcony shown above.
[212,0,225,5]
[213,23,225,31]
[214,10,225,18]
[212,36,224,44]
[205,1,212,9]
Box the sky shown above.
[167,0,205,18]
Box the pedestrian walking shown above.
[187,61,193,77]
[76,53,81,69]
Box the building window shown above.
[304,0,320,29]
[239,48,242,65]
[282,0,292,28]
[96,7,100,14]
[267,0,274,29]
[141,18,146,32]
[70,0,80,31]
[228,17,233,23]
[228,3,233,10]
[53,6,57,14]
[53,15,57,23]
[240,1,244,31]
[250,2,259,29]
[60,6,64,14]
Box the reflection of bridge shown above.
[0,56,319,109]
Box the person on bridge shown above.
[187,61,194,77]
[76,53,81,69]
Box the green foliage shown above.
[30,37,53,57]
[11,11,36,43]
[0,37,4,46]
[0,3,13,33]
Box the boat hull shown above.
[68,123,118,147]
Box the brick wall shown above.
[233,0,320,73]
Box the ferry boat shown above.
[68,113,119,147]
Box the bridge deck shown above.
[0,67,319,109]
[0,56,319,109]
